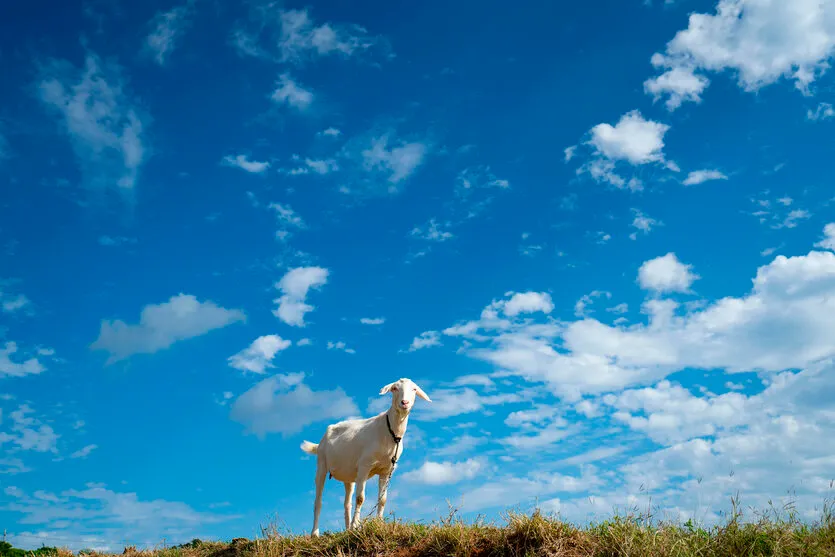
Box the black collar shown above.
[385,413,403,465]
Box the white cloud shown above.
[227,335,291,374]
[304,158,339,175]
[229,373,358,438]
[588,110,670,165]
[0,284,31,314]
[455,166,510,195]
[575,110,674,190]
[502,292,554,317]
[90,294,246,364]
[320,127,341,137]
[647,0,835,107]
[3,484,229,552]
[815,223,835,251]
[574,290,612,317]
[69,444,98,459]
[807,102,835,121]
[38,53,148,194]
[272,266,329,327]
[638,253,699,294]
[408,331,442,352]
[360,317,385,325]
[410,219,454,242]
[459,470,601,513]
[271,73,313,110]
[269,202,306,240]
[0,342,46,379]
[441,227,835,401]
[1,404,59,454]
[360,134,428,187]
[644,66,710,110]
[327,341,356,354]
[274,8,388,63]
[629,209,661,240]
[221,154,270,174]
[144,4,192,65]
[683,169,728,185]
[401,458,485,485]
[297,338,313,346]
[564,145,577,162]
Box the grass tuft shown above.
[10,500,835,557]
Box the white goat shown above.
[299,377,432,537]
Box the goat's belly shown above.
[328,464,358,483]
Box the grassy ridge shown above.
[21,503,835,557]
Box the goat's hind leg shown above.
[311,455,327,537]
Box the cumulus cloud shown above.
[440,227,835,401]
[90,294,246,363]
[575,110,674,190]
[588,110,670,165]
[227,335,291,374]
[646,0,835,108]
[272,266,329,327]
[637,253,699,294]
[683,169,728,185]
[402,458,485,485]
[360,317,385,325]
[37,53,148,196]
[221,154,270,174]
[644,66,710,110]
[815,223,835,251]
[229,373,358,437]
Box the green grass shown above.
[11,501,835,557]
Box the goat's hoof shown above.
[311,529,320,537]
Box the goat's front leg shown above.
[376,473,391,520]
[350,462,372,529]
[343,482,354,530]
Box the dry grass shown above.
[23,499,835,557]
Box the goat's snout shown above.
[400,399,409,407]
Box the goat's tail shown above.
[300,440,318,455]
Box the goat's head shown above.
[379,377,431,414]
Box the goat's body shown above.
[300,377,431,537]
[301,411,405,536]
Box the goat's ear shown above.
[379,382,397,395]
[414,383,432,402]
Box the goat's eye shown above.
[391,386,398,391]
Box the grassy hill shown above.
[6,505,835,557]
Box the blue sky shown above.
[3,0,835,549]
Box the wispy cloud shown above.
[271,73,313,110]
[222,154,270,174]
[144,3,192,65]
[37,53,148,198]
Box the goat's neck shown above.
[386,406,409,438]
